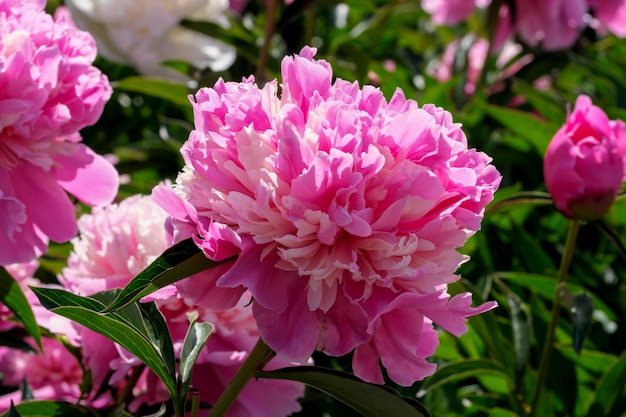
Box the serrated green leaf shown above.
[258,366,432,417]
[31,287,178,412]
[0,267,42,351]
[420,359,512,394]
[104,238,232,313]
[113,76,191,107]
[1,401,98,417]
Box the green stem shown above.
[209,338,276,416]
[528,219,580,416]
[190,388,200,417]
[256,0,278,82]
[117,364,145,406]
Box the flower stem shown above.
[257,0,278,82]
[209,338,276,417]
[190,387,200,417]
[528,219,580,416]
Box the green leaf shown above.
[496,272,616,320]
[0,331,37,352]
[511,226,556,274]
[104,238,232,313]
[31,287,178,412]
[586,350,626,416]
[507,292,531,376]
[257,366,432,417]
[113,76,192,107]
[177,314,213,408]
[9,402,20,417]
[420,359,512,394]
[0,267,42,351]
[486,191,553,215]
[479,103,559,155]
[0,401,98,417]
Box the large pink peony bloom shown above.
[0,1,117,265]
[543,95,624,220]
[60,194,305,416]
[153,46,501,385]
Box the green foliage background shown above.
[12,1,626,416]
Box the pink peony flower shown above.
[60,195,171,295]
[153,46,501,385]
[513,0,587,51]
[60,194,306,415]
[587,0,626,37]
[544,95,624,220]
[0,1,117,265]
[0,262,95,409]
[421,0,491,25]
[0,337,111,412]
[423,0,626,51]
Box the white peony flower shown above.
[65,0,236,81]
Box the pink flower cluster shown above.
[544,95,626,220]
[0,1,117,265]
[423,0,626,51]
[154,46,501,385]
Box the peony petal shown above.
[55,144,119,206]
[10,164,77,243]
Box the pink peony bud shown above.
[543,95,624,220]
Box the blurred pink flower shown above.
[544,95,624,220]
[60,195,170,294]
[154,46,501,385]
[588,0,626,37]
[513,0,587,51]
[0,262,96,409]
[423,0,626,51]
[60,194,305,415]
[0,2,117,265]
[0,337,108,412]
[431,38,532,96]
[421,0,490,25]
